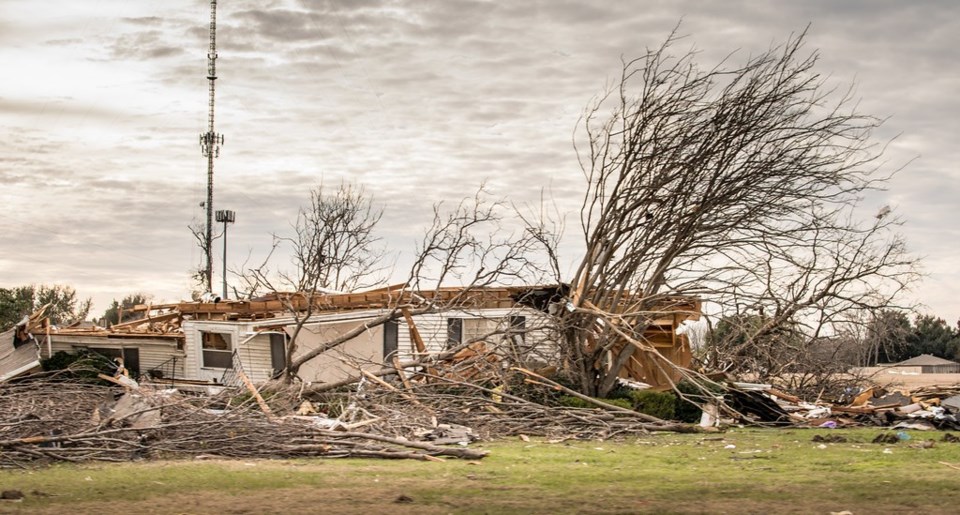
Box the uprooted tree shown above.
[239,28,917,404]
[551,28,918,397]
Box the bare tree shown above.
[239,183,547,382]
[289,188,548,371]
[188,220,212,299]
[554,27,918,397]
[238,181,387,381]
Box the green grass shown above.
[2,428,959,514]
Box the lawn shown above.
[1,428,959,514]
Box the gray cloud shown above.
[1,0,957,321]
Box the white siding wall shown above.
[44,335,185,378]
[293,321,385,384]
[235,333,275,383]
[180,307,559,385]
[0,328,41,380]
[398,308,557,364]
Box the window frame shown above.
[200,331,234,369]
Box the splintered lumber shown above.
[97,373,139,390]
[361,369,422,406]
[237,369,274,419]
[765,388,802,404]
[392,355,413,390]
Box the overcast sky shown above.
[1,0,957,322]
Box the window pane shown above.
[201,332,231,350]
[463,318,497,343]
[447,318,463,348]
[509,316,527,343]
[203,350,233,369]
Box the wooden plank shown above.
[109,312,180,330]
[97,373,139,390]
[766,388,802,404]
[392,355,413,390]
[237,369,275,420]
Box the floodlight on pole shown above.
[215,209,235,300]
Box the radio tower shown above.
[199,0,223,293]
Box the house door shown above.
[122,348,140,377]
[269,333,286,377]
[383,320,399,360]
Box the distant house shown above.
[890,354,960,374]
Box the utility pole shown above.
[216,209,235,299]
[199,0,224,293]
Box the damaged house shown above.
[0,304,185,382]
[1,285,701,390]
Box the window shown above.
[447,318,463,349]
[201,331,233,369]
[463,318,498,344]
[448,316,520,348]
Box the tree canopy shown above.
[101,293,151,327]
[0,284,92,331]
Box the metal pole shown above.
[216,209,235,300]
[222,218,228,299]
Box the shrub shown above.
[40,350,115,382]
[673,380,725,423]
[626,390,677,420]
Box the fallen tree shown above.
[545,26,918,397]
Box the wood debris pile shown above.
[323,381,696,443]
[723,382,960,430]
[0,374,486,469]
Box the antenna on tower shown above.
[199,0,224,293]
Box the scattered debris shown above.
[719,382,960,430]
[872,433,899,444]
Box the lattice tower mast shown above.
[199,0,224,293]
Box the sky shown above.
[1,0,957,323]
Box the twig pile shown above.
[0,374,486,469]
[355,387,694,441]
[326,369,698,441]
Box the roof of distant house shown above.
[895,354,959,366]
